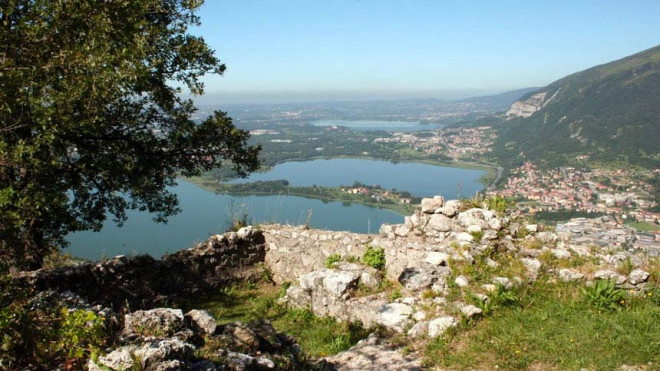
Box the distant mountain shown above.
[495,45,660,169]
[458,87,540,110]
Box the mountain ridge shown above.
[495,45,660,169]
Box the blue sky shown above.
[192,0,660,103]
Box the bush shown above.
[363,245,386,270]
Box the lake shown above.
[233,158,485,197]
[312,119,442,131]
[67,159,485,260]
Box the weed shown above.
[345,255,361,264]
[617,256,635,276]
[470,230,484,243]
[389,288,403,301]
[485,195,508,213]
[582,279,625,311]
[363,245,386,270]
[325,253,342,268]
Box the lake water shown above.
[312,119,441,131]
[233,158,485,197]
[67,159,485,260]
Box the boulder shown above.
[551,249,571,259]
[376,303,413,333]
[558,269,584,282]
[428,316,458,338]
[427,214,453,232]
[123,308,184,340]
[492,277,512,289]
[629,269,650,285]
[424,252,449,266]
[407,321,429,338]
[460,304,482,318]
[594,270,627,285]
[520,258,542,280]
[454,275,470,288]
[435,200,461,217]
[185,310,217,337]
[133,339,195,370]
[399,266,439,291]
[422,196,445,214]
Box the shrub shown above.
[363,245,386,270]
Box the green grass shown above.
[190,284,368,357]
[627,221,660,232]
[425,281,660,370]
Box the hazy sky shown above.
[191,0,660,103]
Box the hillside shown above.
[495,45,660,169]
[457,87,540,110]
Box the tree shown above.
[0,0,260,269]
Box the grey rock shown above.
[427,214,453,232]
[94,346,137,371]
[525,224,538,233]
[492,277,512,289]
[460,304,483,318]
[407,321,429,338]
[422,196,445,214]
[428,316,458,338]
[551,249,572,259]
[521,258,542,279]
[376,303,413,333]
[425,252,449,266]
[185,310,217,336]
[454,275,470,288]
[435,200,461,217]
[558,269,584,282]
[629,269,650,285]
[323,333,423,370]
[394,224,411,237]
[536,231,558,243]
[133,339,195,369]
[594,270,627,285]
[123,308,184,340]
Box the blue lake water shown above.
[312,119,441,131]
[66,159,485,261]
[233,158,485,198]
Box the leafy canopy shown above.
[0,0,260,268]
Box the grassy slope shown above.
[427,280,660,369]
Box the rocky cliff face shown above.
[505,89,560,119]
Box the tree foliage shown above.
[0,0,260,269]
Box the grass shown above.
[189,283,368,357]
[425,280,660,370]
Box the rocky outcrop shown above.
[20,227,266,309]
[505,89,560,119]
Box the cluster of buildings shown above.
[341,185,412,204]
[493,163,659,221]
[492,163,660,254]
[373,126,496,161]
[556,216,660,255]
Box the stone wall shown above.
[20,227,265,309]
